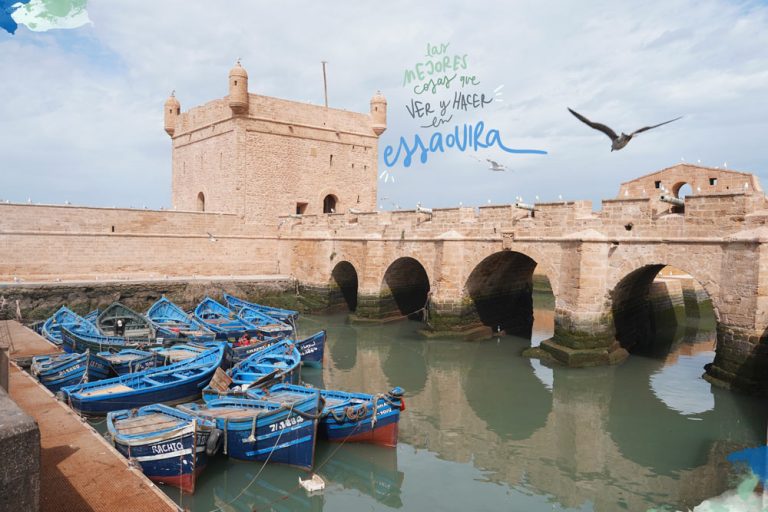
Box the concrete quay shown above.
[1,321,179,512]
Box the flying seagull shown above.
[568,108,682,151]
[487,159,506,172]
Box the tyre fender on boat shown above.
[206,428,224,456]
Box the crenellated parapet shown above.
[276,165,768,242]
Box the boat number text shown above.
[268,415,304,432]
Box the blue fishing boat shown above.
[294,330,325,366]
[83,309,100,323]
[88,349,157,381]
[147,297,215,342]
[178,392,320,469]
[62,343,227,415]
[151,343,210,365]
[237,305,293,340]
[202,340,301,402]
[317,387,405,447]
[252,385,406,448]
[107,404,218,494]
[96,302,155,340]
[41,306,87,345]
[194,297,260,340]
[61,324,166,355]
[31,352,89,392]
[223,293,299,323]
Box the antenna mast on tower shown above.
[321,61,328,107]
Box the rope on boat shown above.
[326,394,399,425]
[210,403,295,512]
[223,418,229,455]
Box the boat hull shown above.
[113,425,211,494]
[223,293,299,323]
[297,331,325,366]
[63,344,226,415]
[320,413,400,447]
[88,351,157,381]
[221,405,318,469]
[31,353,88,392]
[62,326,167,355]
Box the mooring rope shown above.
[253,420,365,511]
[209,402,295,512]
[380,291,432,324]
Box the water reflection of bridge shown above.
[317,317,766,512]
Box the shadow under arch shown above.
[464,338,553,441]
[465,250,552,338]
[610,264,720,357]
[381,256,430,321]
[330,260,358,312]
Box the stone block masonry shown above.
[0,386,39,512]
[2,276,293,321]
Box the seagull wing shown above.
[630,116,683,136]
[568,108,618,141]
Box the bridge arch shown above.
[380,256,431,320]
[607,260,720,356]
[463,248,558,337]
[330,260,358,312]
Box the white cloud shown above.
[0,0,766,210]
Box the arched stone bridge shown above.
[278,164,768,394]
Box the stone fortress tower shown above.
[164,61,387,222]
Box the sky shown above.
[1,0,767,211]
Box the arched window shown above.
[323,194,337,214]
[197,192,205,212]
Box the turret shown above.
[370,91,387,136]
[164,91,180,136]
[228,60,249,115]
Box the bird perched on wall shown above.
[567,108,682,151]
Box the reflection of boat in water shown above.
[318,443,404,508]
[210,463,324,512]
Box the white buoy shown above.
[299,474,325,495]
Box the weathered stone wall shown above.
[0,387,39,512]
[0,203,279,281]
[617,164,764,215]
[0,277,293,321]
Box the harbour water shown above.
[143,294,766,512]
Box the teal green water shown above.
[152,303,766,512]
